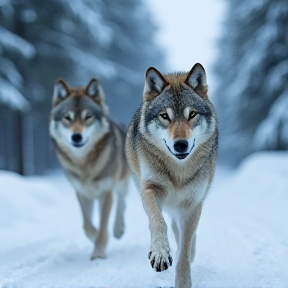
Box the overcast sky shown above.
[146,0,227,90]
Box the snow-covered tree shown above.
[0,0,165,174]
[0,1,33,110]
[213,0,288,166]
[99,0,165,123]
[1,0,114,174]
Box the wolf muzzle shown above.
[71,133,85,147]
[164,139,195,160]
[174,140,188,153]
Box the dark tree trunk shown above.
[12,3,31,175]
[0,109,24,174]
[14,111,24,175]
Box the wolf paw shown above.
[148,249,172,272]
[114,222,125,239]
[90,246,106,260]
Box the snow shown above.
[65,1,112,47]
[0,27,36,59]
[0,26,34,110]
[254,90,288,149]
[0,25,32,110]
[0,79,29,111]
[1,152,288,287]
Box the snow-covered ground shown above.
[1,152,288,288]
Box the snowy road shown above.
[1,152,288,288]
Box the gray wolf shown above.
[125,63,218,288]
[50,78,129,260]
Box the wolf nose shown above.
[174,140,188,153]
[71,133,82,143]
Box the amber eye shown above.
[63,114,71,121]
[160,113,170,121]
[188,111,198,120]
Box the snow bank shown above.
[196,152,288,287]
[0,152,288,287]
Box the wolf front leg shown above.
[113,178,128,239]
[175,205,202,288]
[76,192,97,242]
[141,183,172,272]
[91,191,113,260]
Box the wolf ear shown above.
[86,78,105,102]
[53,79,69,105]
[185,63,208,97]
[86,78,109,114]
[144,67,168,101]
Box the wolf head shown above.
[50,78,109,151]
[140,63,217,161]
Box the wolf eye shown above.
[188,111,198,120]
[63,114,71,121]
[160,113,170,121]
[85,114,93,121]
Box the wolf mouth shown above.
[71,140,88,148]
[164,139,195,160]
[72,143,85,148]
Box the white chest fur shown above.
[140,162,209,210]
[69,176,114,199]
[163,178,209,212]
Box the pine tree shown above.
[213,0,288,165]
[1,0,112,174]
[0,1,33,110]
[0,0,165,174]
[99,0,165,123]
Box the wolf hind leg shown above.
[113,178,128,239]
[76,192,97,242]
[91,191,113,260]
[172,218,180,247]
[191,233,196,263]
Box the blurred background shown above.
[0,0,287,175]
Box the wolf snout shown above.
[72,133,82,143]
[71,133,85,147]
[174,139,188,153]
